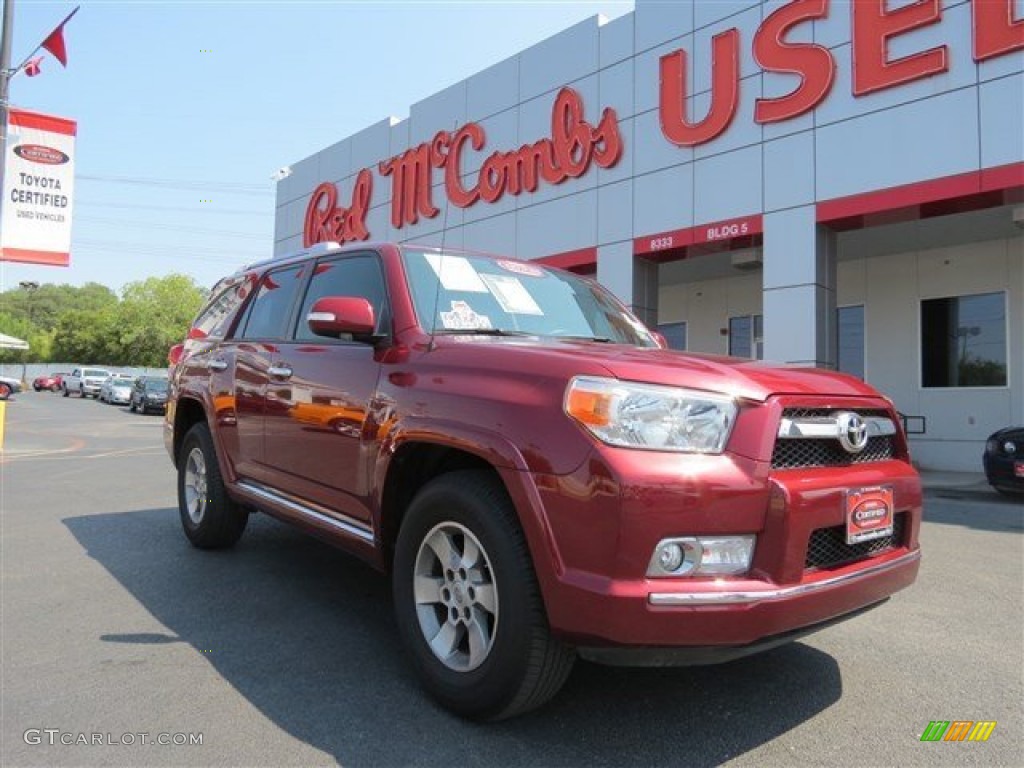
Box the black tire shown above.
[33,384,42,392]
[0,383,10,401]
[177,422,248,549]
[129,399,137,413]
[393,470,575,721]
[995,486,1023,498]
[62,386,69,398]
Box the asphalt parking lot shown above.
[1,392,1021,767]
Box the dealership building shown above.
[274,0,1023,472]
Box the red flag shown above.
[40,7,79,68]
[24,57,43,77]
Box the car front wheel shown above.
[177,423,248,549]
[0,383,10,400]
[392,470,575,721]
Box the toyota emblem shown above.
[836,412,869,454]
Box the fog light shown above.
[657,543,684,572]
[647,535,755,577]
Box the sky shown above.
[1,0,633,296]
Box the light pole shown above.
[18,278,38,322]
[17,277,37,382]
[0,0,14,226]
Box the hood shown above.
[430,336,883,402]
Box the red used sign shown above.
[660,0,1023,147]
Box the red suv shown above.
[166,243,921,720]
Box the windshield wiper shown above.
[551,334,613,343]
[433,328,535,337]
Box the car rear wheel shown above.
[393,470,575,721]
[177,423,248,549]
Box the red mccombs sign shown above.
[304,88,621,247]
[304,0,1023,246]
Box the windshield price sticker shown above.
[440,301,493,330]
[496,260,545,278]
[481,274,543,316]
[425,253,488,293]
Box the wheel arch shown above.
[376,430,566,620]
[171,396,208,469]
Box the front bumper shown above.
[524,428,921,652]
[983,454,1023,490]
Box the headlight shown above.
[564,376,737,453]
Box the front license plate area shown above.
[845,486,894,545]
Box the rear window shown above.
[145,379,169,392]
[191,275,255,340]
[84,369,108,378]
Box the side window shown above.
[294,254,389,341]
[238,265,306,340]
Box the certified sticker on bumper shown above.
[846,486,894,544]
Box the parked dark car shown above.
[130,376,169,414]
[983,427,1024,496]
[33,372,68,392]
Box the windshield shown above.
[401,249,657,346]
[84,369,109,378]
[145,380,169,392]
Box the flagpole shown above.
[0,0,15,233]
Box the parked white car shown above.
[99,373,135,404]
[63,368,111,398]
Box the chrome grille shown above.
[772,435,894,469]
[805,512,906,570]
[772,408,896,470]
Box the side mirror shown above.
[308,296,376,339]
[650,331,668,349]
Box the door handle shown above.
[268,365,293,380]
[208,359,228,372]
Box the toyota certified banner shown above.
[1,108,77,266]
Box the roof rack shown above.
[241,241,345,272]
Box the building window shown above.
[837,305,865,379]
[921,292,1007,388]
[657,322,687,351]
[729,314,763,359]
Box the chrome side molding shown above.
[237,481,375,543]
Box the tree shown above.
[3,275,205,366]
[113,275,207,367]
[0,311,54,363]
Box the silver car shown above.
[99,373,135,404]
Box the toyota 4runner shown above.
[166,242,921,720]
